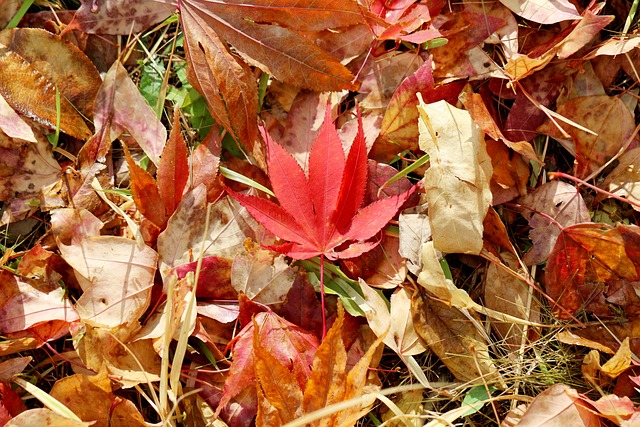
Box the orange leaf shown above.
[157,110,189,216]
[123,144,167,229]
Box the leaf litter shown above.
[0,0,640,425]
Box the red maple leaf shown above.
[227,105,416,336]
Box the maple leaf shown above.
[227,105,416,335]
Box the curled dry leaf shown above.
[86,61,166,166]
[417,96,492,255]
[0,28,100,139]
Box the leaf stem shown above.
[320,253,326,340]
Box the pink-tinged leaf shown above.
[92,61,166,165]
[308,105,346,244]
[226,187,313,249]
[343,185,417,243]
[515,384,600,426]
[59,236,157,328]
[158,110,189,216]
[66,0,173,35]
[498,0,580,24]
[0,94,35,142]
[0,270,78,335]
[333,110,369,234]
[265,130,317,238]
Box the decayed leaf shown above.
[67,0,174,35]
[412,291,501,384]
[484,252,540,347]
[0,28,100,139]
[0,131,61,225]
[518,181,591,266]
[228,105,416,261]
[498,0,580,24]
[59,236,158,328]
[545,223,640,319]
[417,96,493,254]
[49,370,146,427]
[514,384,600,427]
[538,95,635,179]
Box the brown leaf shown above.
[514,384,600,427]
[49,370,147,427]
[67,0,173,35]
[484,252,541,348]
[412,292,501,384]
[538,95,636,178]
[0,28,100,139]
[182,0,361,91]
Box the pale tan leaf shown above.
[4,409,93,427]
[412,292,501,384]
[484,252,541,347]
[59,236,157,328]
[515,384,600,426]
[417,97,492,254]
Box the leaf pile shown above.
[0,0,640,426]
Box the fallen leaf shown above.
[0,28,100,139]
[59,236,158,328]
[518,181,591,266]
[228,105,416,261]
[49,370,147,427]
[84,60,166,166]
[484,252,540,347]
[545,223,640,319]
[498,0,580,24]
[157,110,189,217]
[4,409,93,427]
[67,0,174,35]
[417,97,493,254]
[412,291,501,384]
[538,95,636,178]
[514,384,600,427]
[0,93,35,142]
[602,147,640,211]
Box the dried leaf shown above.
[4,409,93,427]
[157,110,189,216]
[49,370,147,427]
[67,0,173,35]
[515,384,600,427]
[603,147,640,211]
[518,181,591,266]
[412,292,501,384]
[498,0,580,24]
[0,93,35,142]
[417,97,492,254]
[59,236,157,328]
[0,28,100,139]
